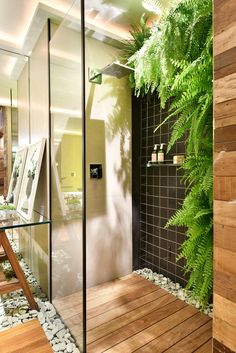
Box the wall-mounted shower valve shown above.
[90,164,102,179]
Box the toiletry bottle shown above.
[158,143,166,163]
[151,144,159,162]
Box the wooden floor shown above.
[54,273,212,352]
[0,319,53,352]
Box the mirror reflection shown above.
[0,49,29,197]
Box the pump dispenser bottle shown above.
[158,143,166,163]
[151,144,159,162]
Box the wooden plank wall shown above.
[214,1,236,352]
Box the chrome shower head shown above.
[100,61,134,79]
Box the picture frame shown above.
[7,146,28,207]
[17,138,46,220]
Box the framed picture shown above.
[17,138,46,220]
[7,146,28,206]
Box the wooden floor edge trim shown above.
[88,298,185,346]
[87,291,171,334]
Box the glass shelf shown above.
[0,209,51,231]
[147,161,183,167]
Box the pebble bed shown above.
[135,268,213,317]
[0,237,80,353]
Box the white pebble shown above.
[66,343,74,352]
[56,328,66,339]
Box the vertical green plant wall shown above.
[126,0,213,306]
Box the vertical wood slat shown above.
[214,0,236,352]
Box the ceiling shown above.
[0,0,74,54]
[0,0,153,56]
[0,0,153,103]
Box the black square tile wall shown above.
[139,94,188,286]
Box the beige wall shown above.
[86,37,132,287]
[60,134,82,191]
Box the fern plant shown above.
[120,14,151,63]
[129,0,213,306]
[119,15,152,89]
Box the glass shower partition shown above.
[49,1,85,351]
[50,0,133,351]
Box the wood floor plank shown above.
[87,299,186,353]
[103,305,198,353]
[87,287,167,330]
[87,274,145,299]
[53,274,212,353]
[87,292,175,344]
[54,275,148,318]
[54,273,144,305]
[57,280,154,320]
[134,312,211,353]
[164,321,212,353]
[193,339,213,352]
[0,319,53,353]
[87,281,159,320]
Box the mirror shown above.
[0,49,29,197]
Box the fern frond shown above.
[129,0,213,306]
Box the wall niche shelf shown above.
[147,161,183,167]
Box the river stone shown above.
[20,313,29,319]
[56,328,66,339]
[58,342,66,350]
[52,344,61,352]
[73,348,80,353]
[2,320,9,327]
[38,312,45,324]
[135,268,213,316]
[66,343,75,353]
[46,331,54,341]
[47,307,56,318]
